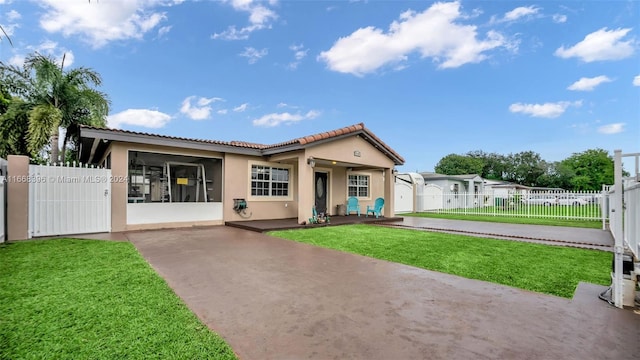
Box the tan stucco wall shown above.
[305,135,395,169]
[304,135,396,217]
[7,155,29,240]
[224,153,299,221]
[106,142,225,232]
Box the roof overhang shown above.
[79,127,263,163]
[262,129,404,166]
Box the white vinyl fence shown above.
[0,175,5,243]
[28,163,111,238]
[622,183,640,258]
[419,190,606,221]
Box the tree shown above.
[559,149,614,190]
[434,153,484,175]
[0,99,32,158]
[466,150,507,180]
[0,53,109,162]
[502,151,546,186]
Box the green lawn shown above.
[0,239,236,360]
[269,225,611,298]
[403,211,603,229]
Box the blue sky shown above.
[1,0,638,172]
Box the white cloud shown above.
[158,25,172,38]
[15,40,76,67]
[38,0,168,48]
[6,9,21,21]
[567,75,612,91]
[252,110,320,127]
[318,2,515,76]
[7,54,24,66]
[598,123,625,134]
[107,109,172,129]
[1,9,21,37]
[509,101,582,118]
[288,43,308,69]
[217,109,228,115]
[212,0,277,40]
[180,96,224,120]
[239,47,267,64]
[233,103,249,112]
[633,75,640,86]
[277,102,298,109]
[552,14,567,23]
[554,27,635,62]
[492,6,540,23]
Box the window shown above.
[128,151,222,203]
[348,174,369,197]
[251,165,290,197]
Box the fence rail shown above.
[419,190,606,221]
[623,183,640,257]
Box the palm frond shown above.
[27,104,61,156]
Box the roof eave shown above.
[80,127,263,156]
[262,130,404,165]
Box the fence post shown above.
[7,155,30,241]
[611,150,624,308]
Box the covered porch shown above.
[226,214,403,233]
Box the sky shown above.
[0,0,638,173]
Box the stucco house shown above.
[78,123,404,232]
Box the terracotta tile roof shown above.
[80,122,404,164]
[263,122,404,163]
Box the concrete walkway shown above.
[389,217,614,251]
[127,226,639,360]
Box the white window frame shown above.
[347,172,371,200]
[248,161,294,201]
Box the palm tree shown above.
[0,52,109,162]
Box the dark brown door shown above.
[314,172,328,214]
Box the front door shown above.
[314,172,328,214]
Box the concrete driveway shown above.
[127,226,639,360]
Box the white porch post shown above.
[298,155,314,224]
[384,167,394,217]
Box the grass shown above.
[403,211,603,229]
[0,239,237,360]
[269,225,611,298]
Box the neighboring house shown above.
[78,123,404,232]
[419,173,485,208]
[420,173,485,194]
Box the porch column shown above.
[297,155,314,224]
[7,155,30,240]
[384,167,395,217]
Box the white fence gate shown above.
[28,164,111,238]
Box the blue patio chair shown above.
[366,197,384,218]
[309,207,319,224]
[346,197,360,216]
